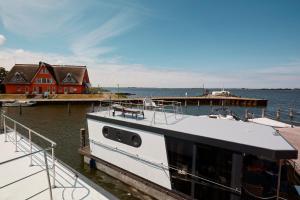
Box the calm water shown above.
[2,88,300,199]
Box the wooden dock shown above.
[114,95,268,107]
[0,95,268,107]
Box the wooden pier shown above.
[0,95,268,107]
[114,95,268,107]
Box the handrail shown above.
[0,148,46,166]
[3,114,56,146]
[1,114,56,200]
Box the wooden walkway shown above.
[114,95,268,107]
[277,127,300,174]
[0,95,268,107]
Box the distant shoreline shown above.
[105,87,300,90]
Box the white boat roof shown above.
[0,132,117,200]
[87,110,297,160]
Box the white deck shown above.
[0,132,115,200]
[89,110,296,152]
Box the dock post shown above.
[244,109,248,121]
[197,100,200,107]
[185,100,187,107]
[261,108,265,118]
[91,103,94,112]
[67,103,71,115]
[276,108,280,120]
[19,104,22,115]
[80,128,86,148]
[289,108,294,128]
[210,100,213,113]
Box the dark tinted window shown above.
[102,126,142,148]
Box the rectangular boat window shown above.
[165,137,193,197]
[102,126,142,148]
[165,136,235,199]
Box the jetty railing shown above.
[1,114,57,199]
[245,107,300,126]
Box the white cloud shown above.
[0,34,6,45]
[0,0,82,37]
[0,48,299,88]
[70,10,140,58]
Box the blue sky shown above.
[0,0,299,88]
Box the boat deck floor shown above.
[0,132,116,200]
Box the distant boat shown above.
[211,89,231,96]
[2,100,37,107]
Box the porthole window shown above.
[131,135,142,147]
[102,126,142,148]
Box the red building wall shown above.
[5,65,89,94]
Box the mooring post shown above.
[245,109,248,121]
[276,108,280,120]
[67,103,71,114]
[19,105,22,115]
[91,103,94,112]
[185,100,187,107]
[80,128,86,148]
[289,108,294,128]
[197,100,200,107]
[261,108,265,118]
[210,100,213,113]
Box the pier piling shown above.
[91,103,94,112]
[67,103,71,115]
[19,105,22,115]
[80,128,86,148]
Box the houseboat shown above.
[82,102,298,200]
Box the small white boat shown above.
[2,100,37,107]
[211,89,231,96]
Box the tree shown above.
[0,67,8,93]
[0,67,8,83]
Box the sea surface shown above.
[1,88,300,199]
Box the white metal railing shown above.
[1,114,57,200]
[151,100,183,124]
[99,99,184,124]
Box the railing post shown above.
[4,116,7,142]
[14,121,17,152]
[261,108,265,118]
[29,130,33,166]
[44,150,53,200]
[276,108,281,120]
[51,143,56,188]
[289,108,294,128]
[244,109,248,121]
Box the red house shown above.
[3,62,91,94]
